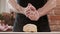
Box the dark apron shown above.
[13,0,51,32]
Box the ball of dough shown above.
[23,24,37,32]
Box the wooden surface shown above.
[0,32,60,34]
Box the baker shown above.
[9,0,56,32]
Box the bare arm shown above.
[26,0,56,21]
[38,0,56,17]
[9,0,25,14]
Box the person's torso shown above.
[17,0,48,22]
[17,0,47,9]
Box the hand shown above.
[25,3,40,21]
[26,10,40,21]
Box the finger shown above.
[28,14,36,20]
[25,6,31,12]
[27,3,31,9]
[28,3,36,11]
[27,13,35,17]
[26,11,33,18]
[30,6,36,11]
[24,7,30,15]
[28,3,32,6]
[26,10,35,15]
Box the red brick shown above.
[54,8,60,15]
[49,20,60,25]
[48,16,60,20]
[56,0,60,5]
[50,25,60,31]
[48,0,60,32]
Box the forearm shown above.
[38,0,56,17]
[9,0,24,14]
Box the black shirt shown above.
[17,0,47,9]
[13,0,51,32]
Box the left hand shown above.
[25,3,40,21]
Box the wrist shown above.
[37,10,42,18]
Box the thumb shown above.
[30,6,36,11]
[28,3,32,6]
[28,3,36,11]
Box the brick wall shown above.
[48,0,60,32]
